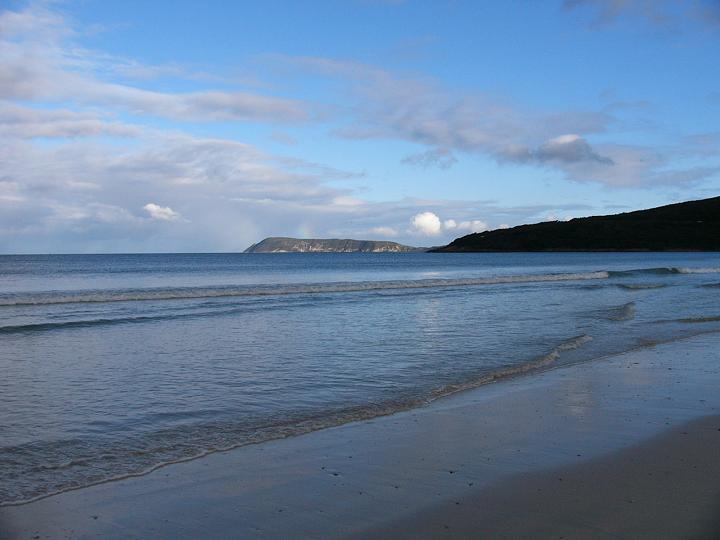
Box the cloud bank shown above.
[0,7,309,124]
[274,55,717,188]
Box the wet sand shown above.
[359,415,720,539]
[2,332,720,539]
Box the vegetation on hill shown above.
[434,197,720,252]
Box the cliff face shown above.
[434,196,720,252]
[244,237,423,253]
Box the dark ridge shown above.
[433,196,720,252]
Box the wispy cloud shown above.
[402,148,458,169]
[512,134,614,165]
[0,6,310,123]
[275,55,717,187]
[0,102,141,138]
[563,0,720,28]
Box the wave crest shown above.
[426,334,593,400]
[0,272,610,307]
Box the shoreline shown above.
[2,332,720,538]
[4,328,714,510]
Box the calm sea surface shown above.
[2,252,720,504]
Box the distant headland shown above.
[433,196,720,252]
[244,237,426,253]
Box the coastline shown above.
[2,332,720,539]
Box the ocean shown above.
[1,252,720,505]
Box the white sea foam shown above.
[610,266,720,277]
[675,267,720,274]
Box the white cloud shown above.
[143,203,180,221]
[413,213,487,236]
[411,211,442,235]
[444,219,488,233]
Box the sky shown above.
[1,0,719,253]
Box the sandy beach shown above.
[2,332,720,539]
[4,0,720,537]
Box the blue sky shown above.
[1,0,719,253]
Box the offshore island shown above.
[244,237,424,253]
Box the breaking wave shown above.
[0,272,610,307]
[3,266,718,308]
[609,266,720,277]
[426,335,593,400]
[605,302,637,321]
[3,265,720,308]
[0,315,177,335]
[676,315,720,324]
[618,283,666,290]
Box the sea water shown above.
[1,252,720,504]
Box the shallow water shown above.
[1,252,720,504]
